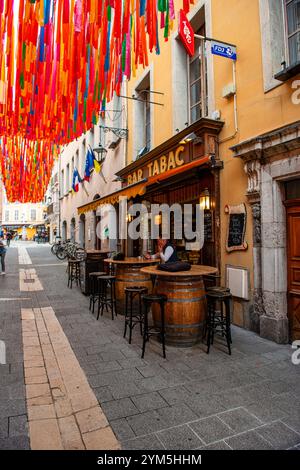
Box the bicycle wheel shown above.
[56,246,67,260]
[51,244,58,255]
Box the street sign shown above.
[178,9,195,57]
[211,40,237,61]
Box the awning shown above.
[77,180,147,215]
[77,156,210,215]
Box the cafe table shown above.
[104,257,159,314]
[140,265,218,347]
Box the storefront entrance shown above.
[287,200,300,342]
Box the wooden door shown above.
[287,202,300,341]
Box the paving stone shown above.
[218,408,262,433]
[93,386,114,404]
[0,400,27,418]
[58,415,85,450]
[94,361,123,374]
[76,406,108,433]
[184,395,226,419]
[256,421,300,450]
[190,416,234,444]
[245,399,288,423]
[138,376,169,392]
[82,427,120,450]
[282,414,300,433]
[202,441,232,450]
[158,386,192,405]
[154,404,198,429]
[126,410,166,436]
[110,418,136,441]
[157,424,203,450]
[8,415,28,437]
[131,392,168,413]
[101,398,139,420]
[0,418,8,438]
[108,382,145,400]
[29,418,64,450]
[122,434,165,450]
[225,430,275,450]
[0,435,30,450]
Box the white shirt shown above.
[152,246,174,263]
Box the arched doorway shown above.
[79,214,86,248]
[62,221,67,241]
[70,218,76,242]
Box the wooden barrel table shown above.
[141,265,218,347]
[104,258,158,315]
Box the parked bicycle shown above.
[55,240,85,261]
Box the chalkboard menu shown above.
[226,204,248,252]
[204,211,213,242]
[228,213,245,247]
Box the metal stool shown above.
[141,294,167,359]
[203,287,231,340]
[97,276,117,320]
[206,291,232,355]
[67,260,81,289]
[89,272,106,312]
[124,286,148,344]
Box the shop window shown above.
[284,0,300,66]
[285,179,300,199]
[5,210,9,222]
[188,25,208,124]
[61,169,65,196]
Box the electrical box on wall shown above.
[222,83,236,99]
[226,265,249,300]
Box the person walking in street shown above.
[0,237,7,275]
[6,231,12,247]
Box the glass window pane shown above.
[191,105,201,123]
[189,57,201,83]
[286,179,300,199]
[289,31,300,63]
[190,81,201,107]
[286,0,300,35]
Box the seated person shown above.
[145,238,178,263]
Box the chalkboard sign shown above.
[204,211,213,242]
[228,214,245,247]
[226,204,248,252]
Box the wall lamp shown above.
[180,132,202,145]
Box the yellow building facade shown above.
[121,0,300,343]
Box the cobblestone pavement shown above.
[0,242,300,450]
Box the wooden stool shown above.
[89,272,106,312]
[97,276,117,320]
[68,260,81,289]
[141,294,167,359]
[206,291,232,355]
[124,286,148,344]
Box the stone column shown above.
[244,160,264,333]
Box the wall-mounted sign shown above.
[127,145,186,185]
[211,41,237,61]
[178,9,195,57]
[225,203,248,252]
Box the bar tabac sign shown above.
[127,145,187,185]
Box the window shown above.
[188,25,208,123]
[66,164,70,193]
[138,88,151,151]
[75,150,79,172]
[71,156,74,178]
[14,210,19,221]
[5,210,9,222]
[30,209,36,221]
[61,169,65,196]
[82,139,86,176]
[284,0,300,65]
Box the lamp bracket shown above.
[100,125,128,139]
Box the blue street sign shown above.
[211,41,237,61]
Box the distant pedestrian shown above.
[6,231,12,247]
[0,238,6,275]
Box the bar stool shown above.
[67,260,81,289]
[97,276,117,320]
[205,291,232,355]
[89,272,106,312]
[124,286,148,344]
[141,294,167,359]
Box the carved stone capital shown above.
[251,202,262,245]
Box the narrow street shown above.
[0,242,299,451]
